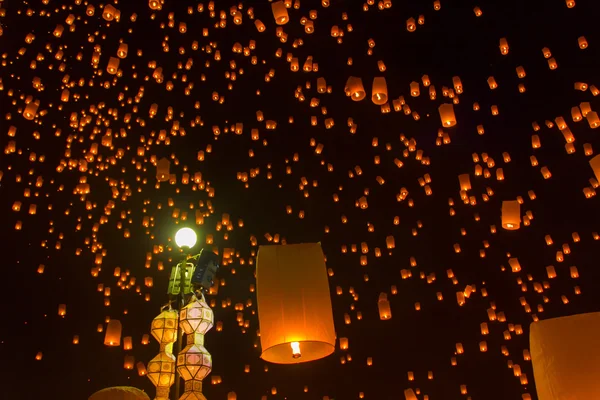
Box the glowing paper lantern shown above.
[501,200,521,230]
[177,293,214,399]
[378,293,391,320]
[272,1,289,25]
[590,155,600,181]
[458,174,471,191]
[256,243,336,364]
[371,77,388,105]
[346,77,366,101]
[530,312,600,400]
[148,310,178,399]
[151,310,178,344]
[156,158,170,182]
[104,319,122,346]
[439,103,456,127]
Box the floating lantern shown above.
[256,243,336,363]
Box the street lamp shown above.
[148,228,219,400]
[172,227,197,399]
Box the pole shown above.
[173,254,187,400]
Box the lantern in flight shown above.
[104,319,122,346]
[501,200,521,230]
[439,104,456,127]
[346,77,366,101]
[590,155,600,181]
[272,1,289,25]
[156,158,170,182]
[530,312,600,400]
[256,243,336,364]
[371,77,388,105]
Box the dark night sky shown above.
[1,0,600,399]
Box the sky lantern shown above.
[531,312,600,399]
[346,76,366,101]
[501,200,521,230]
[378,293,391,319]
[256,243,336,364]
[371,77,388,105]
[458,174,471,191]
[590,155,600,181]
[499,37,509,54]
[104,319,122,346]
[156,158,170,182]
[439,104,456,127]
[272,1,289,25]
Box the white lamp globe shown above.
[175,227,197,248]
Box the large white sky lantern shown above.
[175,227,197,249]
[256,243,336,364]
[530,312,600,400]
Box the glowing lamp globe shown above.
[175,228,197,249]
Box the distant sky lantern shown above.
[102,4,118,21]
[256,243,336,364]
[107,57,119,75]
[346,76,366,101]
[104,319,122,346]
[255,20,266,32]
[438,103,456,127]
[272,1,289,25]
[148,0,162,10]
[499,38,509,54]
[378,293,391,319]
[502,200,521,230]
[422,75,430,86]
[410,81,420,96]
[531,312,600,400]
[23,101,39,120]
[371,77,388,105]
[590,155,600,181]
[587,112,600,128]
[458,174,471,191]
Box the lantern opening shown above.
[291,342,301,359]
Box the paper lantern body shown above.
[271,1,289,25]
[530,312,600,400]
[104,319,122,346]
[371,77,388,105]
[458,174,471,191]
[89,386,150,400]
[256,243,336,364]
[501,200,521,230]
[590,154,600,181]
[156,158,170,182]
[151,310,178,343]
[439,103,457,127]
[147,348,176,388]
[347,77,366,101]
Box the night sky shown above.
[1,0,600,399]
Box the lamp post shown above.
[148,227,219,400]
[172,228,197,400]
